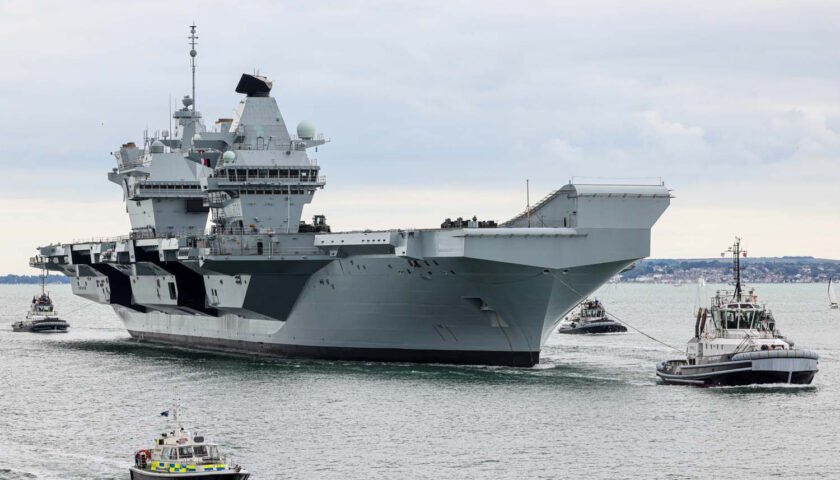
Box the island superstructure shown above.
[31,26,671,367]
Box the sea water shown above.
[0,283,837,479]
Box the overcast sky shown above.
[1,0,839,273]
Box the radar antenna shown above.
[188,24,198,112]
[723,237,747,301]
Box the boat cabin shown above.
[155,443,222,463]
[687,289,790,365]
[27,293,59,320]
[580,300,605,320]
[708,290,775,333]
[136,425,232,474]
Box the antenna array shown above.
[189,24,198,112]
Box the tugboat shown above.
[130,406,249,479]
[12,270,69,333]
[656,237,819,386]
[557,299,627,334]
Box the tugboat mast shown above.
[40,265,46,296]
[724,237,746,301]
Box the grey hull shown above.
[128,329,540,366]
[12,321,69,333]
[129,467,249,480]
[656,351,819,386]
[557,320,627,335]
[114,258,628,367]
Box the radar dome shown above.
[182,95,194,108]
[150,140,165,154]
[222,150,236,163]
[297,121,316,140]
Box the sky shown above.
[1,0,839,273]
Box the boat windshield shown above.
[192,445,220,459]
[717,307,772,330]
[161,445,219,461]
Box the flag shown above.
[160,410,170,417]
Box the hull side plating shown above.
[115,258,630,366]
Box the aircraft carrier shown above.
[31,26,671,367]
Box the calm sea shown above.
[0,283,837,479]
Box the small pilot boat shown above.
[129,406,250,479]
[557,298,627,334]
[12,270,69,333]
[656,238,819,386]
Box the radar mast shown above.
[723,237,747,301]
[189,24,198,112]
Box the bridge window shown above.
[724,311,738,329]
[739,311,757,329]
[177,446,193,459]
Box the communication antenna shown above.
[168,95,172,152]
[189,24,198,112]
[526,178,531,228]
[723,237,747,301]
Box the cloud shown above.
[2,0,840,271]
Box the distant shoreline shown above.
[3,255,838,285]
[621,257,840,284]
[0,275,69,285]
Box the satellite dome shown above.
[182,95,194,107]
[297,121,316,140]
[192,133,202,142]
[222,150,236,163]
[150,140,165,154]
[161,129,170,139]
